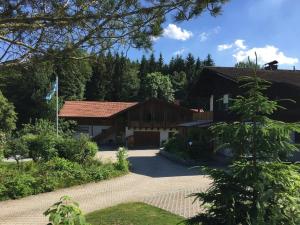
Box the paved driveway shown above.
[0,150,211,225]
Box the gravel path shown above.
[0,150,211,225]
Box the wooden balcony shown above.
[127,121,180,129]
[192,111,213,121]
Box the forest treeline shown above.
[0,50,214,126]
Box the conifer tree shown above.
[148,53,157,73]
[138,55,149,100]
[203,54,215,66]
[185,53,196,84]
[85,55,108,100]
[189,59,300,225]
[157,53,164,73]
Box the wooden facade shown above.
[189,67,300,123]
[60,98,199,147]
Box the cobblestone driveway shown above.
[0,150,211,225]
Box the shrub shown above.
[115,147,129,172]
[44,195,91,225]
[85,161,121,181]
[22,133,58,162]
[39,157,89,188]
[0,132,6,161]
[187,128,213,160]
[164,135,188,159]
[4,137,29,166]
[2,172,35,199]
[56,135,98,164]
[20,118,76,137]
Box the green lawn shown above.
[86,202,186,225]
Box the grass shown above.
[86,202,186,225]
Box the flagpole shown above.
[56,75,59,137]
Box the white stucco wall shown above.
[160,130,169,143]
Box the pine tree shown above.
[85,55,108,100]
[148,53,157,73]
[203,53,215,66]
[189,62,300,225]
[185,53,196,84]
[195,57,202,71]
[172,55,185,73]
[157,53,164,73]
[54,49,92,100]
[138,55,149,100]
[104,51,115,100]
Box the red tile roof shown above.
[59,101,138,118]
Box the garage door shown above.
[134,131,160,147]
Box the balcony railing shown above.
[192,111,213,121]
[127,121,180,129]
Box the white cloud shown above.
[173,48,186,56]
[163,24,193,41]
[199,26,221,42]
[212,26,221,34]
[234,39,247,50]
[218,39,246,51]
[150,36,160,42]
[233,45,299,65]
[199,32,209,42]
[218,44,233,51]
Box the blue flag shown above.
[45,82,57,101]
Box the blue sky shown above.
[127,0,300,69]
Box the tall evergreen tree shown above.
[185,53,196,84]
[104,51,115,100]
[138,55,150,100]
[157,53,164,73]
[148,53,157,73]
[55,50,92,100]
[0,60,54,125]
[189,65,300,225]
[203,53,215,66]
[85,55,108,100]
[172,55,185,73]
[195,57,202,71]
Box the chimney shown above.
[264,60,278,70]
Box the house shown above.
[187,66,300,160]
[188,66,300,125]
[59,98,203,148]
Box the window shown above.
[77,125,89,134]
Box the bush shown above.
[115,147,129,172]
[0,156,127,201]
[164,135,188,159]
[22,133,58,162]
[2,172,35,199]
[0,132,6,161]
[187,128,213,160]
[56,134,98,164]
[39,157,89,188]
[4,137,29,166]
